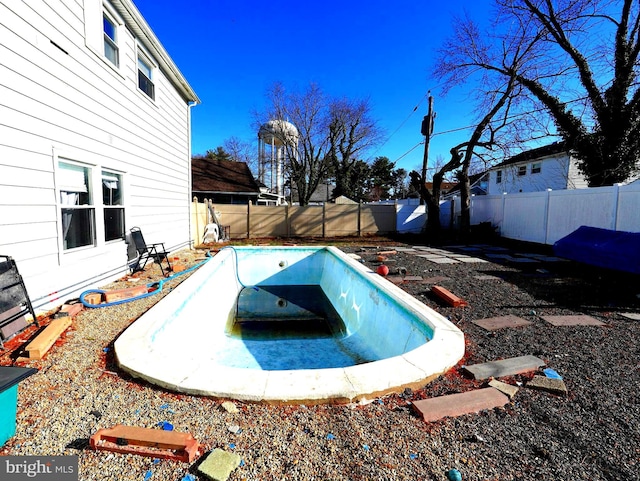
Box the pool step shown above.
[89,425,200,462]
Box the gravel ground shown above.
[1,236,639,481]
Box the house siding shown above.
[0,0,197,312]
[487,152,585,195]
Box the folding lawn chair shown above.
[129,227,172,276]
[0,255,38,348]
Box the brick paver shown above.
[412,387,509,422]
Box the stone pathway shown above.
[391,244,570,266]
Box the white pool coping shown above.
[115,247,465,404]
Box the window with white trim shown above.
[138,52,155,100]
[102,171,125,241]
[496,170,502,184]
[58,162,126,250]
[531,162,542,174]
[59,162,96,250]
[103,12,119,67]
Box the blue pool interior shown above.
[147,246,435,371]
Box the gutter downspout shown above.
[187,100,198,249]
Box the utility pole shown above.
[420,94,434,183]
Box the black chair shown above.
[130,227,172,276]
[0,255,38,348]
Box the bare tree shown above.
[327,98,384,199]
[258,83,383,205]
[438,0,640,186]
[223,136,257,172]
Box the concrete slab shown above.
[421,276,451,283]
[526,375,568,396]
[509,257,540,264]
[198,449,242,481]
[484,253,515,260]
[403,275,423,282]
[472,315,532,331]
[620,312,640,321]
[450,246,482,252]
[386,276,404,285]
[427,257,460,264]
[488,379,519,399]
[463,355,546,380]
[453,257,488,263]
[412,387,509,422]
[474,275,502,281]
[416,254,450,260]
[541,315,606,326]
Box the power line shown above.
[372,92,430,157]
[392,141,424,164]
[431,94,591,138]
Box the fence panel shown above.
[546,186,617,244]
[289,205,323,237]
[502,192,549,244]
[325,204,359,236]
[250,205,288,238]
[616,182,640,231]
[360,204,396,235]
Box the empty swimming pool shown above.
[115,246,464,403]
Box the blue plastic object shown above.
[543,368,563,380]
[0,367,37,446]
[446,468,462,481]
[553,226,640,275]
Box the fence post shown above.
[543,189,552,245]
[322,203,326,238]
[611,184,621,230]
[247,201,251,239]
[358,202,362,237]
[191,197,199,248]
[286,204,290,237]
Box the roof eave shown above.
[112,0,200,104]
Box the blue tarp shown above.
[553,226,640,275]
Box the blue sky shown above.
[133,0,492,175]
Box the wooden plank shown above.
[431,285,468,307]
[24,316,72,359]
[90,425,200,462]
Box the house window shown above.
[59,162,95,250]
[531,162,542,174]
[103,13,119,67]
[518,165,527,176]
[138,53,155,100]
[102,171,125,241]
[496,170,502,184]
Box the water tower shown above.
[258,119,299,204]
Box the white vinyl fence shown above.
[440,182,640,245]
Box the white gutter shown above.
[111,0,200,104]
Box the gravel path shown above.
[1,237,639,481]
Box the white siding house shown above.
[0,0,199,312]
[487,143,588,195]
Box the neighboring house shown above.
[192,158,261,205]
[0,0,199,313]
[443,173,489,200]
[486,142,588,195]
